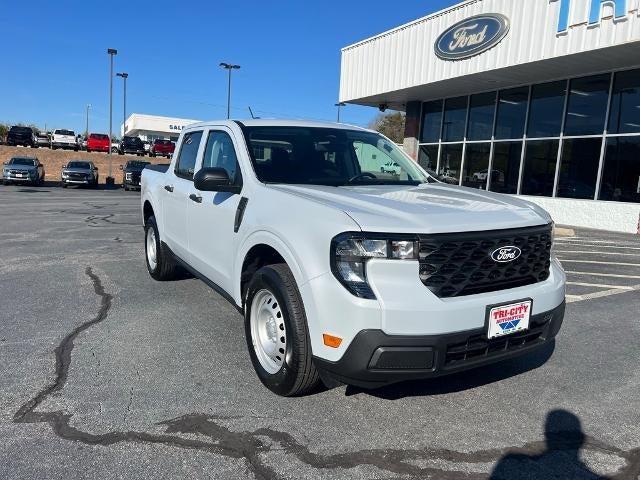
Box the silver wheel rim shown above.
[250,289,287,374]
[146,227,158,271]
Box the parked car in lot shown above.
[119,136,145,156]
[35,132,51,148]
[6,126,36,147]
[86,133,110,153]
[149,139,175,158]
[60,160,99,188]
[141,119,566,396]
[3,156,45,185]
[121,160,149,190]
[51,129,78,151]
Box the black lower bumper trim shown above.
[314,301,565,389]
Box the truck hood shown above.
[269,183,550,234]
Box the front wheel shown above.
[245,264,320,396]
[144,215,178,281]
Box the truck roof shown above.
[185,119,372,132]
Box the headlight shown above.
[62,172,68,178]
[125,172,132,179]
[331,233,418,299]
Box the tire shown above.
[86,148,90,153]
[244,264,320,397]
[61,182,67,188]
[52,145,57,150]
[124,184,129,191]
[144,215,177,281]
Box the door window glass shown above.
[203,131,239,182]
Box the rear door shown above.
[161,130,204,262]
[187,127,243,292]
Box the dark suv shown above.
[120,160,149,191]
[119,136,145,156]
[6,126,36,147]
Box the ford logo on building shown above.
[435,14,510,61]
[491,246,522,263]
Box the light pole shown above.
[335,102,346,123]
[116,72,129,133]
[107,48,118,183]
[219,62,240,119]
[85,104,91,137]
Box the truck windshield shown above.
[241,126,430,186]
[67,162,91,169]
[9,158,36,166]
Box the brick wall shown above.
[0,146,169,184]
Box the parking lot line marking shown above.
[565,294,584,303]
[577,285,640,302]
[555,250,640,257]
[566,282,634,290]
[565,271,640,279]
[558,259,640,267]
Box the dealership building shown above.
[121,113,201,143]
[340,0,640,233]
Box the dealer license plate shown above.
[487,300,532,339]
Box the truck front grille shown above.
[418,224,552,298]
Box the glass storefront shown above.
[418,68,640,203]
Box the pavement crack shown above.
[10,268,640,480]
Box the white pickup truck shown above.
[141,120,566,396]
[51,129,79,151]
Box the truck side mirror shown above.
[194,167,241,194]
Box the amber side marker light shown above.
[323,334,343,348]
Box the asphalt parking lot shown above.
[1,185,639,480]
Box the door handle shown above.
[164,185,174,192]
[189,193,202,203]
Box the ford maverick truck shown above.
[141,120,566,396]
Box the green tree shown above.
[368,111,406,144]
[0,123,8,142]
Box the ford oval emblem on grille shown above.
[491,246,521,263]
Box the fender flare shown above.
[233,230,308,305]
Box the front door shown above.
[187,128,243,293]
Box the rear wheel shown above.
[144,215,178,281]
[245,264,320,396]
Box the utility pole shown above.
[85,104,91,137]
[116,73,129,133]
[107,48,118,183]
[335,102,346,123]
[219,63,240,119]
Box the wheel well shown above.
[143,201,154,223]
[241,244,286,303]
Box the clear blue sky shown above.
[0,0,457,135]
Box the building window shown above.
[608,69,640,134]
[467,92,496,141]
[490,142,522,194]
[599,137,640,203]
[421,100,443,143]
[521,140,559,197]
[442,96,467,142]
[564,74,611,136]
[418,145,439,172]
[461,143,491,189]
[557,138,602,199]
[527,81,566,138]
[495,87,529,140]
[438,144,463,184]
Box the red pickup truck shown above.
[86,133,111,153]
[149,139,175,158]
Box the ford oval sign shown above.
[491,246,522,263]
[435,14,510,61]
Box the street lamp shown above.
[219,62,240,119]
[107,48,118,184]
[85,104,91,137]
[335,102,346,123]
[116,72,129,134]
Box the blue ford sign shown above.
[435,14,510,61]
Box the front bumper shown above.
[314,301,565,388]
[3,173,36,182]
